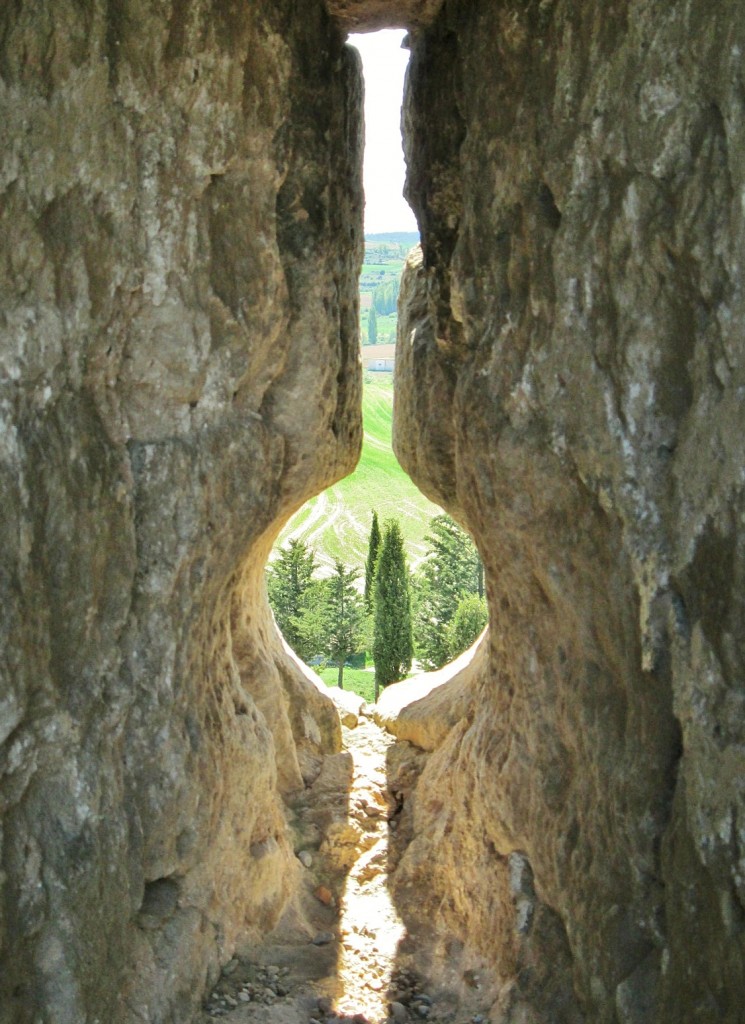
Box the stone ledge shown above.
[372,630,487,750]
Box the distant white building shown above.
[362,343,395,372]
[368,357,395,372]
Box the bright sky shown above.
[348,30,419,236]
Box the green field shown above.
[275,373,441,575]
[317,667,376,703]
[361,260,405,274]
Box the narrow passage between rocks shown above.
[199,709,477,1024]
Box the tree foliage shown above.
[364,510,381,612]
[323,560,365,689]
[372,278,399,316]
[266,539,318,660]
[291,581,331,663]
[373,519,413,698]
[267,541,365,684]
[367,304,378,344]
[413,514,485,670]
[446,593,488,660]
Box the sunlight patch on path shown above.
[335,721,405,1020]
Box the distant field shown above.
[275,374,441,575]
[360,262,405,282]
[361,261,405,274]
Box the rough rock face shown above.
[394,2,745,1021]
[373,632,486,751]
[323,0,443,33]
[0,3,362,1021]
[3,0,745,1022]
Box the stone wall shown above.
[0,2,362,1021]
[394,1,745,1021]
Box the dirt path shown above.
[198,714,465,1024]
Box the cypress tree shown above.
[364,511,381,612]
[368,304,378,345]
[373,519,413,700]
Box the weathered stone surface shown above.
[324,0,444,33]
[394,1,745,1020]
[0,2,362,1021]
[2,0,745,1021]
[323,684,367,729]
[373,631,484,751]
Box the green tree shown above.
[266,539,318,659]
[293,579,331,663]
[373,519,413,699]
[446,593,488,660]
[413,514,484,670]
[372,278,399,316]
[364,510,381,613]
[367,304,378,345]
[323,560,365,689]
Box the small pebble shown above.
[238,992,250,1003]
[298,850,313,868]
[312,931,335,946]
[314,884,334,906]
[389,1002,408,1021]
[415,1007,430,1019]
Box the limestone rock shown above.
[394,0,745,1020]
[373,632,485,751]
[2,0,745,1021]
[0,1,362,1020]
[324,0,444,33]
[324,683,368,728]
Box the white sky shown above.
[348,30,419,236]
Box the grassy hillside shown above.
[275,373,441,575]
